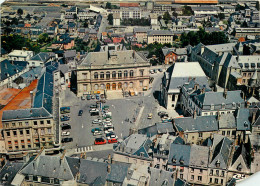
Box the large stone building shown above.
[76,48,150,97]
[147,30,174,45]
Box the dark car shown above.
[78,110,83,116]
[90,112,99,116]
[61,124,71,130]
[94,137,107,145]
[60,116,70,121]
[62,138,73,143]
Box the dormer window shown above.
[221,103,225,109]
[237,163,242,171]
[172,158,176,163]
[232,102,236,109]
[210,104,214,110]
[216,160,220,168]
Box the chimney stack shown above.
[252,111,256,124]
[30,91,34,107]
[107,165,111,173]
[223,89,227,99]
[193,110,197,119]
[217,111,221,121]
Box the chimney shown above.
[201,45,205,54]
[201,87,205,94]
[107,165,111,173]
[193,110,197,119]
[252,111,256,124]
[217,111,221,121]
[30,91,34,107]
[188,76,192,82]
[223,89,227,99]
[194,84,199,91]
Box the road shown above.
[97,13,108,40]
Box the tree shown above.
[182,6,194,16]
[105,2,112,9]
[17,8,23,15]
[26,14,31,20]
[172,11,178,18]
[163,11,171,21]
[38,33,50,43]
[107,14,113,25]
[218,13,225,20]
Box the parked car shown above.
[60,107,70,114]
[87,94,91,100]
[93,131,102,136]
[89,109,99,113]
[81,96,85,100]
[61,123,71,130]
[149,69,154,74]
[90,112,99,116]
[62,138,73,143]
[104,127,114,134]
[61,116,70,121]
[90,104,97,108]
[154,69,157,73]
[96,94,100,100]
[108,138,118,144]
[106,132,118,140]
[94,138,107,145]
[147,113,153,119]
[158,111,167,116]
[91,128,102,133]
[92,119,102,124]
[78,110,83,116]
[62,131,70,136]
[158,68,163,72]
[91,95,95,99]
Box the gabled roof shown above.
[106,162,130,183]
[189,145,209,168]
[30,52,51,62]
[138,122,174,137]
[231,144,250,168]
[174,116,218,133]
[0,161,25,185]
[219,113,236,129]
[0,60,26,81]
[149,168,175,186]
[235,108,251,131]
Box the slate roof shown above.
[64,50,76,58]
[168,144,191,166]
[202,137,213,147]
[0,60,26,81]
[174,116,218,132]
[2,107,52,121]
[235,108,251,131]
[20,154,79,181]
[78,159,108,185]
[189,145,209,168]
[147,30,174,36]
[106,162,130,183]
[149,168,175,186]
[30,52,51,63]
[194,90,244,110]
[174,178,190,186]
[138,122,174,137]
[209,137,233,169]
[231,144,250,168]
[0,161,25,186]
[79,50,148,67]
[219,113,236,129]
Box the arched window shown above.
[124,82,128,88]
[118,71,122,79]
[129,82,133,88]
[112,83,116,90]
[94,84,98,90]
[124,70,128,78]
[100,84,105,90]
[130,70,134,77]
[106,83,110,90]
[100,72,104,79]
[106,72,110,79]
[94,72,98,79]
[118,82,122,89]
[112,71,116,79]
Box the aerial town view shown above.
[0,0,259,185]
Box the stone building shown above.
[76,48,150,97]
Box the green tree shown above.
[105,2,112,9]
[182,6,194,16]
[17,8,23,15]
[107,14,113,25]
[163,11,171,21]
[218,13,225,20]
[172,11,178,18]
[38,33,50,43]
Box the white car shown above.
[62,131,70,136]
[103,120,112,125]
[106,133,118,140]
[104,123,113,128]
[92,119,102,124]
[89,109,99,113]
[93,131,102,136]
[104,127,114,134]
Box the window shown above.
[12,123,15,127]
[198,176,202,181]
[124,82,128,88]
[25,121,29,126]
[139,81,143,87]
[82,73,87,79]
[34,121,37,125]
[28,144,31,148]
[191,175,194,180]
[40,121,44,125]
[180,174,183,179]
[94,72,98,79]
[106,83,110,90]
[199,133,203,137]
[129,82,133,88]
[13,131,17,136]
[26,130,30,135]
[19,122,22,126]
[8,141,11,145]
[130,70,134,77]
[221,179,223,184]
[192,136,194,140]
[6,131,10,137]
[14,140,18,145]
[118,71,122,78]
[112,83,116,90]
[22,145,25,149]
[100,84,105,90]
[27,139,31,143]
[227,131,230,136]
[221,103,225,109]
[94,84,99,90]
[210,169,213,175]
[41,129,45,135]
[20,130,23,135]
[21,140,24,144]
[191,168,194,172]
[112,71,116,79]
[222,131,226,135]
[221,171,225,177]
[47,120,51,124]
[216,170,219,176]
[124,70,128,78]
[48,128,51,134]
[100,72,104,79]
[139,69,144,76]
[106,72,110,79]
[34,129,38,135]
[200,169,203,174]
[210,178,212,183]
[215,178,218,184]
[83,84,87,91]
[118,82,122,89]
[5,123,9,128]
[42,138,45,141]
